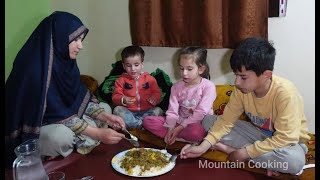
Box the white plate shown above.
[111,148,175,177]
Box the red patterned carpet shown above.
[5,131,314,180]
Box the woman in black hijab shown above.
[5,11,125,167]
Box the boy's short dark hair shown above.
[121,45,145,62]
[230,37,276,76]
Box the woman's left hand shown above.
[96,112,125,130]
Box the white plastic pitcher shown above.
[12,139,48,180]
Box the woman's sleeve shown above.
[63,116,89,135]
[64,94,107,135]
[84,99,105,118]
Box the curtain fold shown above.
[129,0,268,48]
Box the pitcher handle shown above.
[12,156,23,180]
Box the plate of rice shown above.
[111,148,175,177]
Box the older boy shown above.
[180,37,310,176]
[112,45,163,128]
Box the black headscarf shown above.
[5,11,91,167]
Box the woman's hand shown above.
[164,125,184,145]
[96,111,125,130]
[97,128,125,144]
[180,140,211,159]
[82,125,125,144]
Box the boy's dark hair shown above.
[121,45,145,62]
[179,46,210,79]
[230,37,276,76]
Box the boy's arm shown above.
[180,83,217,127]
[112,78,125,105]
[163,85,179,128]
[148,76,162,104]
[204,87,245,146]
[245,93,307,158]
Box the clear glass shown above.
[12,139,48,180]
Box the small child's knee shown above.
[143,116,161,123]
[143,116,151,124]
[142,116,157,128]
[153,107,163,116]
[193,125,206,135]
[187,128,206,142]
[113,106,124,114]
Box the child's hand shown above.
[124,96,136,104]
[164,128,177,145]
[164,128,175,144]
[147,97,157,106]
[164,125,184,145]
[180,140,211,159]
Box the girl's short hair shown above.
[178,46,210,79]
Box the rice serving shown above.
[117,148,175,176]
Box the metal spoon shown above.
[169,143,196,163]
[169,154,180,163]
[123,136,140,147]
[122,128,140,147]
[164,143,168,150]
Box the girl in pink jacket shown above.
[143,47,216,144]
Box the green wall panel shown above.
[5,0,50,81]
